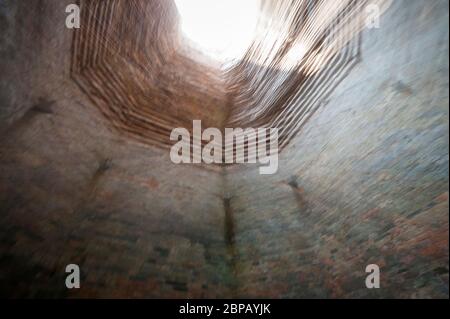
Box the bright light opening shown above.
[175,0,260,61]
[284,43,308,67]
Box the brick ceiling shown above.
[70,0,392,153]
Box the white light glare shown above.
[284,43,308,67]
[175,0,260,61]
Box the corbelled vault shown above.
[0,0,448,298]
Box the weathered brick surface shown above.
[0,1,232,298]
[0,0,448,299]
[0,111,232,298]
[0,92,233,298]
[225,0,449,298]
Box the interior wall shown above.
[0,0,448,299]
[225,0,449,298]
[0,0,232,298]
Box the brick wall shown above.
[225,0,449,298]
[0,0,448,299]
[0,0,232,298]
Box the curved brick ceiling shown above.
[70,0,392,154]
[71,0,229,149]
